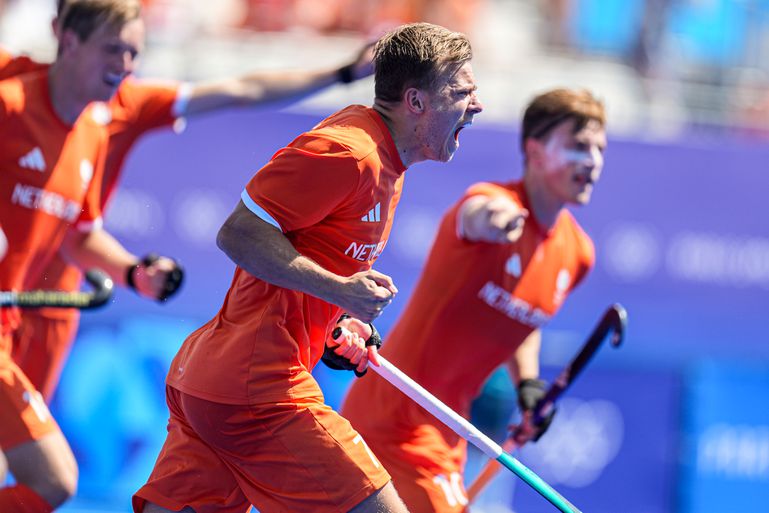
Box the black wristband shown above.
[125,263,140,291]
[126,253,159,293]
[324,316,381,377]
[337,63,354,84]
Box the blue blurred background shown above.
[3,0,769,512]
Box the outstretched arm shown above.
[217,200,396,322]
[184,44,374,116]
[458,194,528,244]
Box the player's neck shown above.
[47,64,89,125]
[522,173,564,229]
[373,100,419,168]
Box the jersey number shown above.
[433,472,468,507]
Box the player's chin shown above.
[441,141,459,162]
[573,190,593,205]
[92,86,116,103]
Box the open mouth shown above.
[573,173,594,189]
[454,121,472,143]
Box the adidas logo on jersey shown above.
[361,202,381,223]
[19,147,46,172]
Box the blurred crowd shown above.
[2,0,769,138]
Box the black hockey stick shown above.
[467,303,627,501]
[0,269,114,309]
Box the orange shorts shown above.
[133,386,391,513]
[12,310,79,402]
[363,428,469,513]
[0,348,59,450]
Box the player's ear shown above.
[404,88,425,114]
[524,137,544,166]
[58,29,79,56]
[51,17,60,38]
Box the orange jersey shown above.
[0,70,105,346]
[23,78,183,316]
[0,48,182,209]
[0,47,46,80]
[0,50,184,316]
[342,181,594,459]
[99,77,184,204]
[167,105,406,405]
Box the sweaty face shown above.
[416,62,483,163]
[539,118,606,205]
[70,17,144,102]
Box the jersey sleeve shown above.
[0,48,47,81]
[455,182,522,239]
[242,137,360,233]
[118,79,186,131]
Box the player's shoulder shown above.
[303,105,383,160]
[0,72,35,113]
[0,47,47,80]
[109,76,179,109]
[464,180,522,204]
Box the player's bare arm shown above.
[59,227,179,300]
[217,201,396,322]
[459,194,528,243]
[506,329,555,442]
[184,44,374,116]
[506,329,542,385]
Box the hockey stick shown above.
[0,269,114,309]
[467,303,627,502]
[371,355,582,513]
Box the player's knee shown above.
[350,481,410,513]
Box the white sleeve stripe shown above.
[240,189,283,231]
[76,217,103,233]
[172,82,193,118]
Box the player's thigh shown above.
[0,354,58,450]
[133,387,248,513]
[349,481,408,513]
[5,431,78,506]
[183,393,392,513]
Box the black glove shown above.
[321,314,381,377]
[516,378,555,442]
[126,253,185,302]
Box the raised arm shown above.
[217,200,395,322]
[184,44,374,116]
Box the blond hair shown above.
[59,0,141,41]
[521,88,605,149]
[374,22,472,102]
